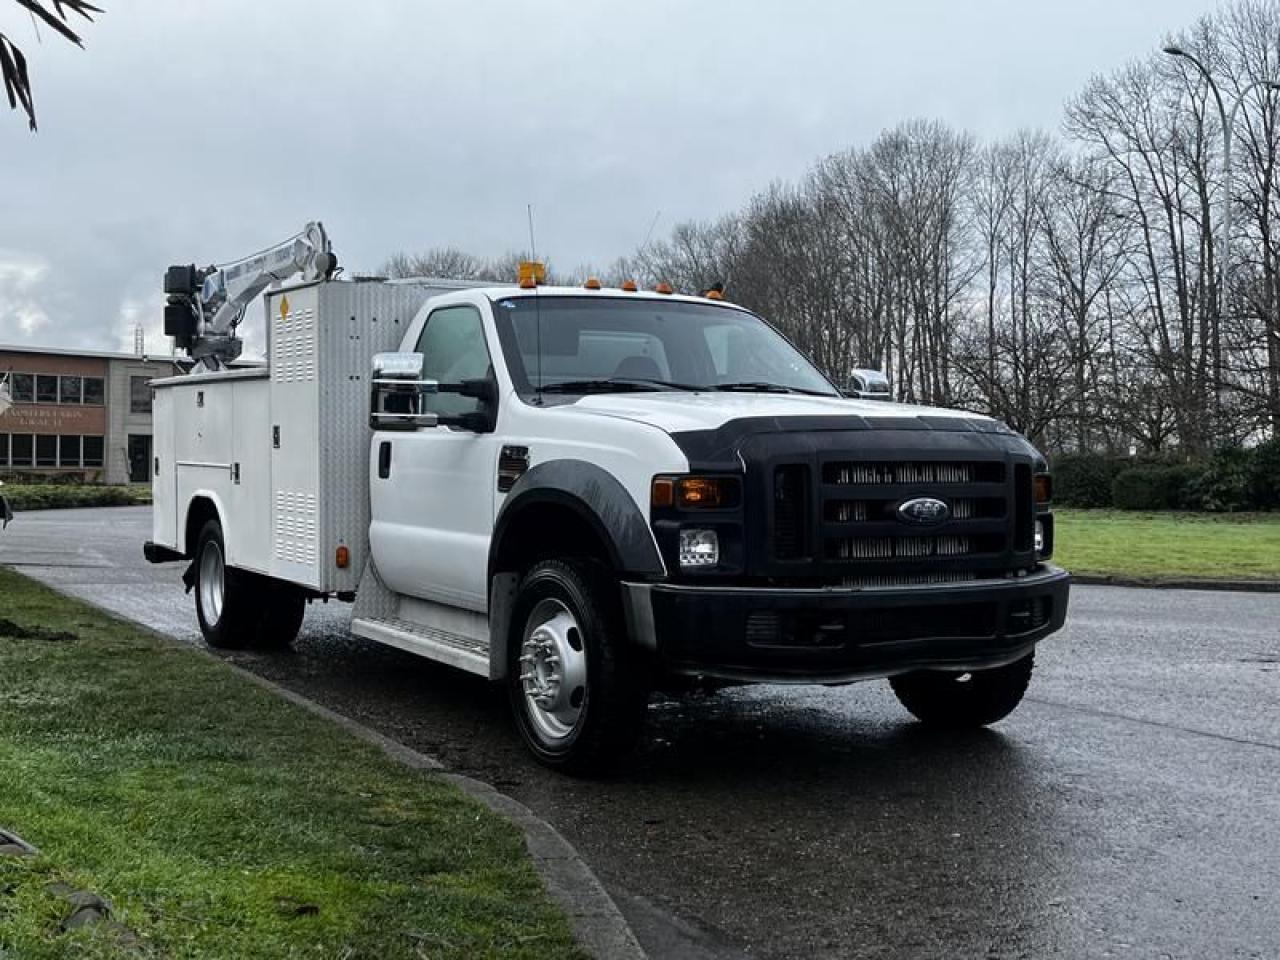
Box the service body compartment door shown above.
[151,387,178,549]
[227,377,271,573]
[269,284,323,589]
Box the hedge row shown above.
[0,484,151,511]
[1053,440,1280,512]
[0,472,102,486]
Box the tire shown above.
[193,518,254,649]
[889,652,1035,729]
[251,581,306,651]
[507,559,650,774]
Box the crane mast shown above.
[164,221,338,371]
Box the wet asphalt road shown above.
[2,506,1279,959]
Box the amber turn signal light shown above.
[653,476,740,510]
[1033,473,1052,504]
[651,477,675,508]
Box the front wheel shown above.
[889,652,1035,729]
[507,559,650,774]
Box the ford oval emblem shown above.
[897,497,950,525]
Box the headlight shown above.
[678,529,720,568]
[652,475,741,510]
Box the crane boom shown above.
[164,221,338,371]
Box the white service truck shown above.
[146,224,1069,771]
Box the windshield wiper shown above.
[539,378,674,394]
[714,381,830,396]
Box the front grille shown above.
[824,497,1005,523]
[773,465,809,560]
[823,461,1004,486]
[767,454,1031,581]
[827,533,1004,562]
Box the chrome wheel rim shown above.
[199,540,225,626]
[519,598,588,744]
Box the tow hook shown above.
[181,559,196,594]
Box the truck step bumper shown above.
[623,567,1070,685]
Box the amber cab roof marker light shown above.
[584,277,602,290]
[655,281,674,295]
[517,261,547,289]
[620,279,639,292]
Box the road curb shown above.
[5,577,646,960]
[1072,573,1280,593]
[223,662,646,960]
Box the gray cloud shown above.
[0,0,1216,355]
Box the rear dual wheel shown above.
[194,518,305,651]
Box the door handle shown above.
[378,441,392,479]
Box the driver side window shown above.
[416,305,492,417]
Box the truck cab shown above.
[148,277,1069,772]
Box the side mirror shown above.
[846,368,892,402]
[370,352,439,430]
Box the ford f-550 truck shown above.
[145,225,1069,771]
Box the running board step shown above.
[351,616,489,677]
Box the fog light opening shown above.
[678,529,720,568]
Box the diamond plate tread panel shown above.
[351,559,401,621]
[367,616,490,658]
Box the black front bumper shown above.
[623,566,1069,684]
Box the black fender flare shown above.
[489,459,664,581]
[487,460,663,678]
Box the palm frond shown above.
[2,0,101,131]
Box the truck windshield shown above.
[491,296,838,397]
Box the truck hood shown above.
[564,392,999,434]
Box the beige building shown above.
[0,344,185,484]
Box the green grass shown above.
[0,484,151,511]
[0,568,580,960]
[1055,509,1280,581]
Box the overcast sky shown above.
[1,0,1218,356]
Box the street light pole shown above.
[1164,45,1280,420]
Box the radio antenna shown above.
[641,209,662,252]
[527,203,544,403]
[527,203,538,262]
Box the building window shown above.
[36,434,57,467]
[11,434,33,467]
[35,375,58,404]
[83,377,105,406]
[11,373,33,404]
[0,433,8,467]
[83,435,104,467]
[60,375,83,404]
[130,376,152,414]
[59,435,81,468]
